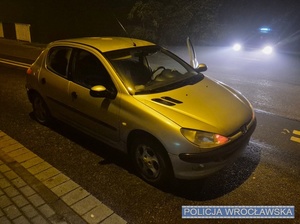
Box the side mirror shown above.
[90,85,117,99]
[90,85,107,98]
[195,63,207,72]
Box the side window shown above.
[72,50,114,89]
[47,47,71,77]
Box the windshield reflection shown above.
[104,46,203,94]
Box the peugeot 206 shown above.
[26,37,256,186]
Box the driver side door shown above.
[68,48,120,143]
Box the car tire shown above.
[130,135,173,187]
[32,94,51,125]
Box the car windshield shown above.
[104,46,203,94]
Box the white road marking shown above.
[0,57,30,69]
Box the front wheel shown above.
[130,136,173,187]
[32,94,51,125]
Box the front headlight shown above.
[181,128,230,149]
[262,46,273,54]
[232,43,242,51]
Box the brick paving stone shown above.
[31,214,50,224]
[0,177,10,188]
[13,215,31,224]
[82,203,113,224]
[27,161,52,175]
[61,187,90,206]
[21,156,44,169]
[35,167,60,182]
[71,195,101,216]
[8,147,28,158]
[3,185,19,197]
[0,164,10,173]
[21,204,38,219]
[12,194,29,208]
[38,204,55,218]
[0,135,11,141]
[28,193,45,207]
[0,195,12,208]
[3,170,18,180]
[0,216,11,224]
[19,185,35,197]
[49,200,85,224]
[51,179,79,197]
[14,151,37,163]
[2,144,25,154]
[3,204,21,219]
[11,177,27,188]
[0,136,10,143]
[43,173,69,189]
[0,139,17,149]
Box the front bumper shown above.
[171,118,256,179]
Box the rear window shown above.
[47,47,72,77]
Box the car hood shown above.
[133,76,253,136]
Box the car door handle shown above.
[71,91,78,99]
[41,78,46,84]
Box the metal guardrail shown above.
[0,57,31,69]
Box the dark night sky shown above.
[0,0,299,44]
[0,0,135,41]
[220,0,300,33]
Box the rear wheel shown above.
[130,135,173,186]
[32,94,51,125]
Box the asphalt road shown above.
[0,43,299,224]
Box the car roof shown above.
[51,37,156,52]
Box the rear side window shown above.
[47,47,72,77]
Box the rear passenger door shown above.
[41,46,73,119]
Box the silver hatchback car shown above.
[26,37,256,186]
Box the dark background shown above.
[0,0,300,49]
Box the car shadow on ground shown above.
[36,114,262,201]
[38,115,133,169]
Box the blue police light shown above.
[259,27,271,33]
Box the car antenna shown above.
[116,18,136,47]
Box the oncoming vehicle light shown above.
[262,46,273,54]
[181,129,230,149]
[233,43,242,51]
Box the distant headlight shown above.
[181,128,230,149]
[262,46,273,54]
[233,43,242,51]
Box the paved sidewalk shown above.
[0,130,127,224]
